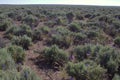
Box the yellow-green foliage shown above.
[0,48,15,70]
[66,60,106,80]
[7,45,25,64]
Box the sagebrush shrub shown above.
[73,44,94,61]
[99,15,113,23]
[112,21,120,29]
[84,13,92,18]
[16,24,32,37]
[114,37,120,47]
[73,44,120,77]
[7,12,17,19]
[7,45,25,64]
[0,67,41,80]
[12,35,32,50]
[69,22,81,32]
[87,30,98,39]
[33,29,43,41]
[47,27,73,48]
[76,14,84,20]
[0,19,12,31]
[20,67,41,80]
[55,17,63,25]
[23,15,38,27]
[40,26,50,34]
[98,47,120,76]
[33,26,50,41]
[5,24,32,38]
[0,48,15,70]
[0,70,20,80]
[41,45,69,68]
[66,12,74,23]
[112,74,120,80]
[66,60,106,80]
[72,33,87,45]
[0,38,9,48]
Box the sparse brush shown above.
[5,24,32,38]
[0,18,12,31]
[20,66,41,80]
[66,60,106,80]
[40,45,69,68]
[0,48,16,70]
[7,45,25,64]
[68,22,81,32]
[12,35,32,50]
[23,14,39,28]
[114,37,120,47]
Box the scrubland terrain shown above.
[0,5,120,80]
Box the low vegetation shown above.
[0,5,119,80]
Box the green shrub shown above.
[76,14,84,20]
[87,30,98,39]
[16,24,32,37]
[69,22,81,32]
[50,34,72,48]
[0,48,15,70]
[0,67,41,80]
[0,38,9,48]
[114,37,120,47]
[73,44,120,77]
[7,12,17,19]
[5,26,17,39]
[33,29,43,41]
[41,45,69,68]
[103,24,118,37]
[44,21,55,27]
[16,14,23,21]
[84,14,92,18]
[24,15,36,22]
[33,26,50,41]
[47,27,73,48]
[55,17,63,25]
[97,46,120,77]
[0,70,20,80]
[23,15,38,27]
[106,59,118,76]
[66,12,74,23]
[5,25,17,35]
[73,33,87,45]
[5,24,32,38]
[112,74,120,80]
[0,14,6,20]
[66,60,106,80]
[99,15,113,23]
[55,27,71,35]
[12,35,32,50]
[112,21,120,29]
[40,26,50,34]
[73,44,94,61]
[20,67,41,80]
[7,45,25,64]
[0,19,12,31]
